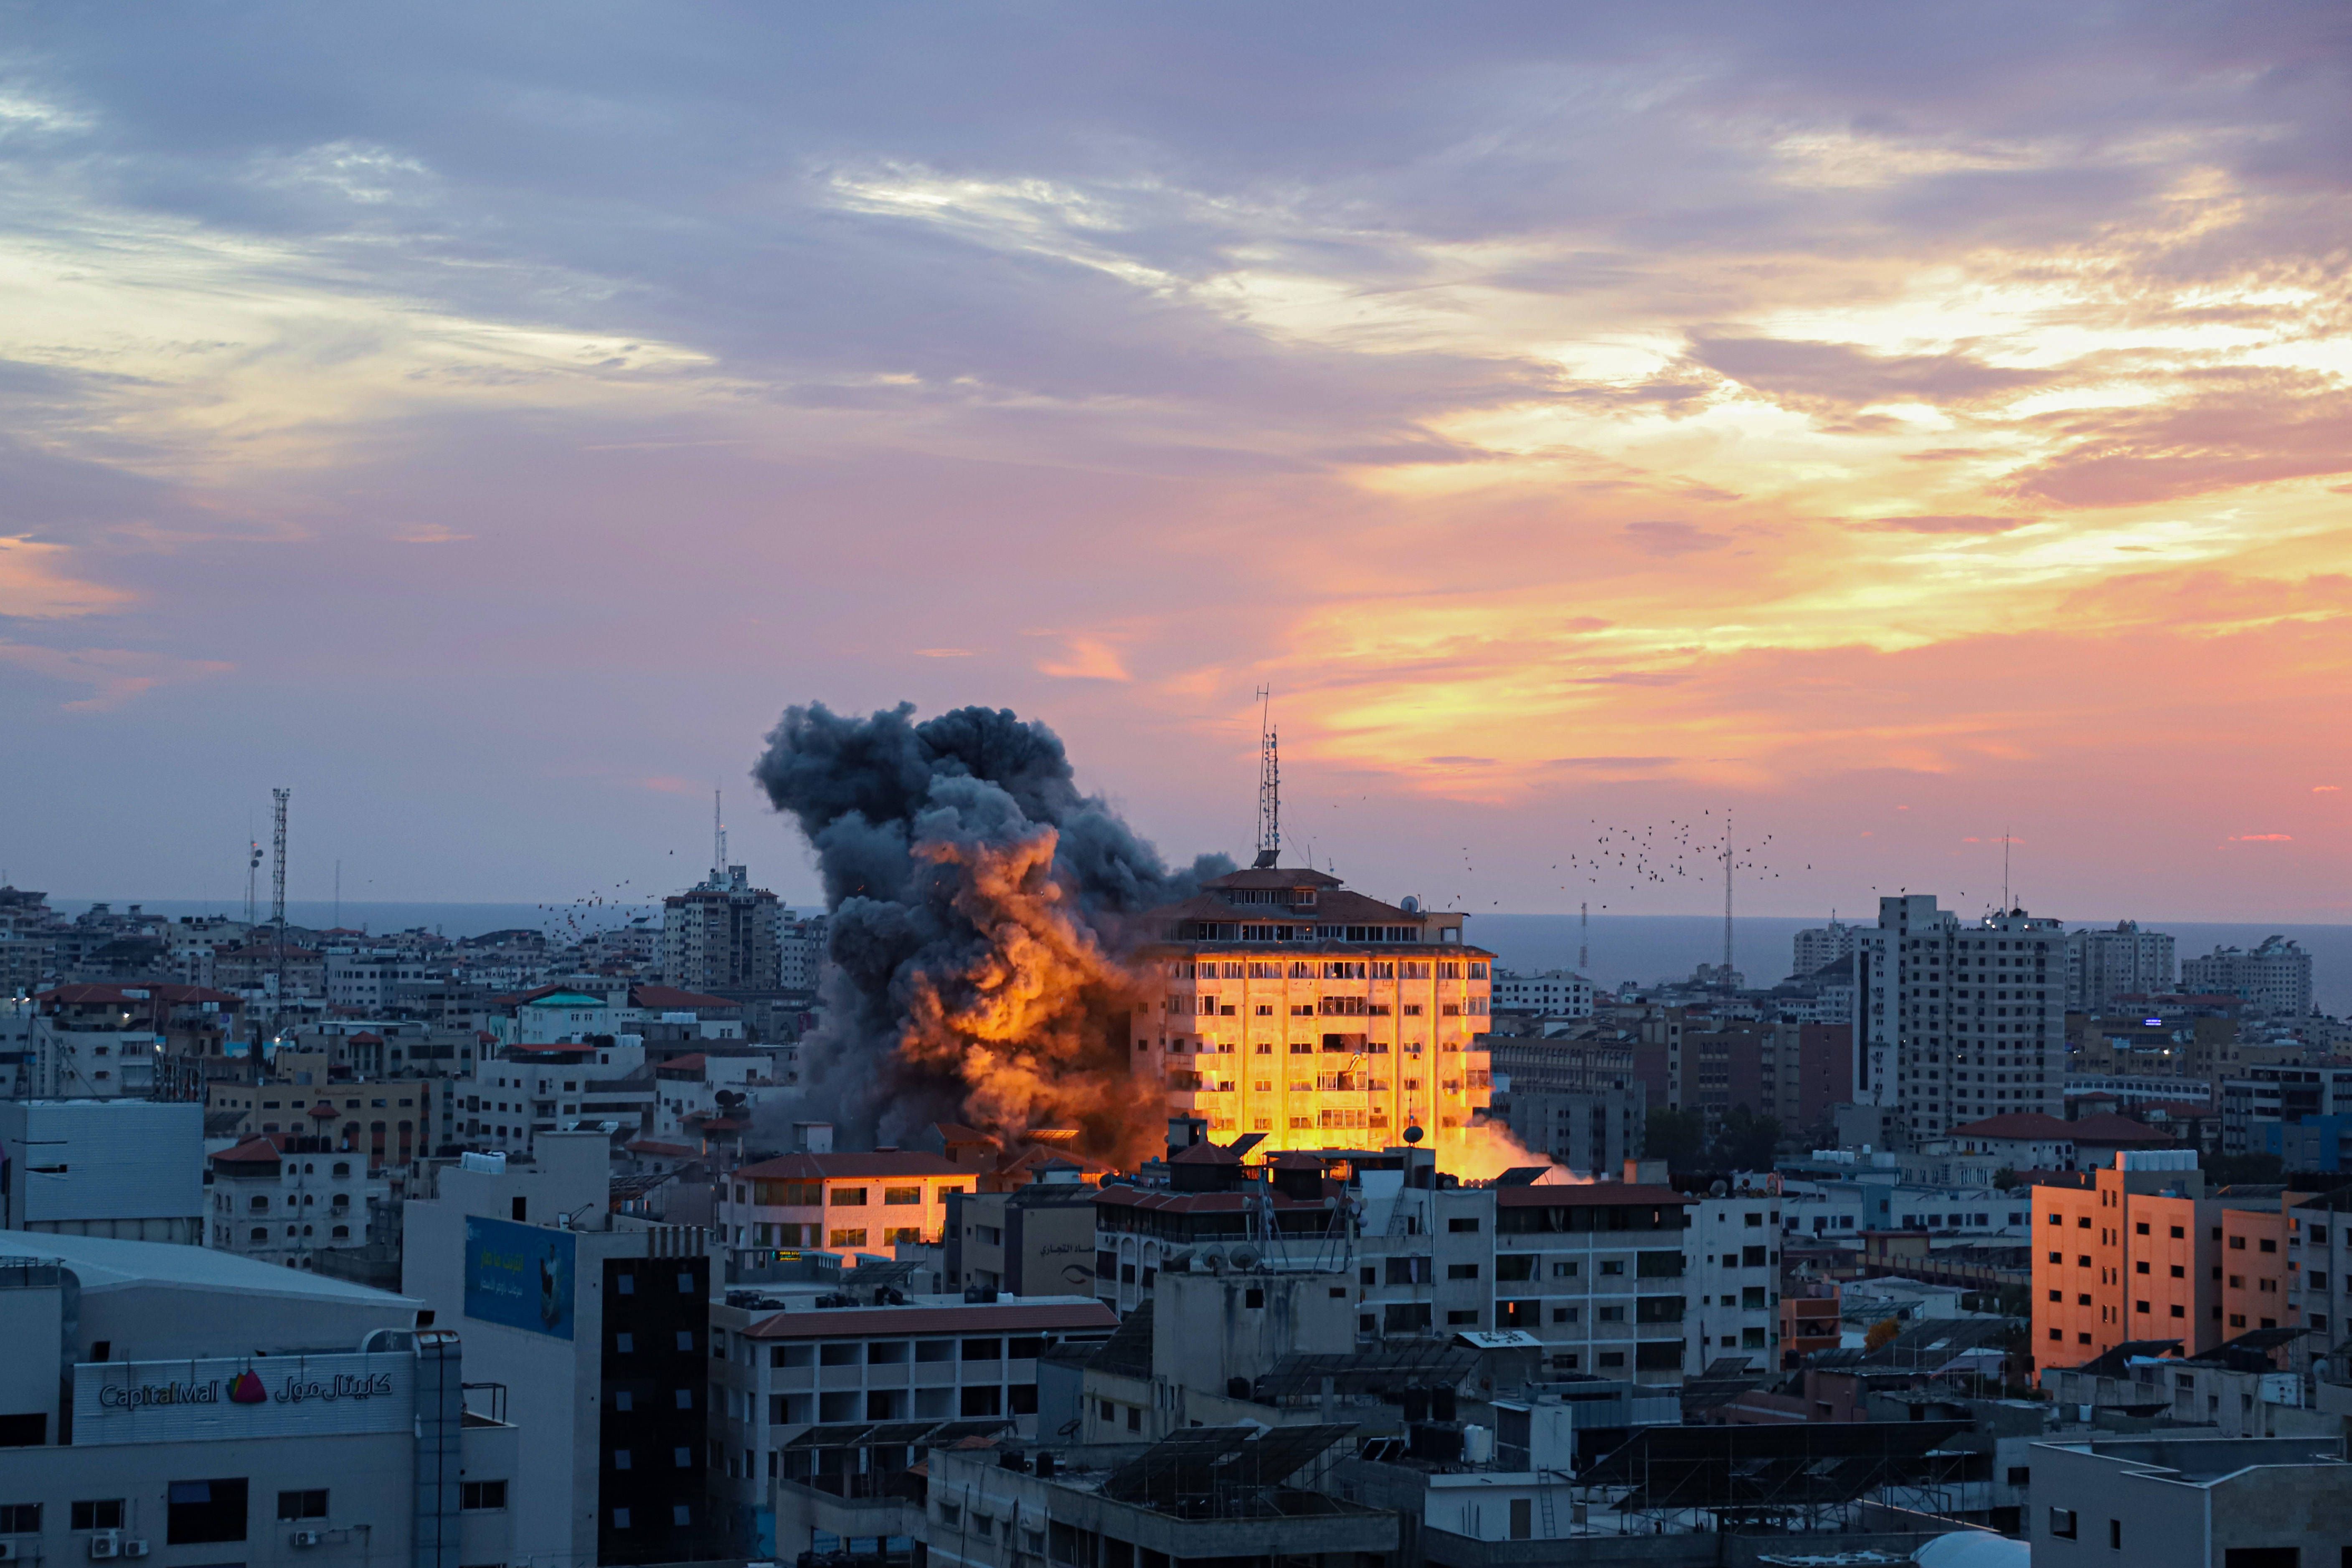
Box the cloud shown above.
[1689,336,2049,411]
[1864,515,2036,535]
[1036,636,1132,683]
[0,538,130,618]
[1623,520,1730,557]
[0,640,231,710]
[2011,376,2352,507]
[2227,833,2293,842]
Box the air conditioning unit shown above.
[89,1532,122,1559]
[122,1543,151,1560]
[290,1531,324,1548]
[0,1540,20,1561]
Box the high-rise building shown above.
[2185,937,2314,1017]
[1791,919,1859,979]
[1488,1033,1644,1178]
[778,913,828,993]
[2066,921,2177,1011]
[1136,866,1492,1154]
[660,866,782,993]
[1857,897,2063,1143]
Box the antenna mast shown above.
[2002,828,2012,913]
[713,790,728,878]
[1579,901,1589,974]
[1721,809,1734,989]
[1253,686,1281,869]
[270,787,289,1022]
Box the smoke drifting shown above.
[753,702,1231,1167]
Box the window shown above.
[614,1332,634,1353]
[0,1505,41,1533]
[2108,1520,2121,1550]
[883,1186,922,1205]
[2049,1509,2076,1540]
[459,1480,507,1512]
[1447,1263,1480,1280]
[832,1187,868,1207]
[1447,1217,1480,1233]
[1552,1261,1579,1278]
[167,1479,249,1545]
[277,1489,329,1521]
[611,1508,632,1530]
[71,1501,125,1531]
[829,1228,868,1248]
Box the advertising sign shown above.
[464,1215,576,1339]
[74,1352,411,1445]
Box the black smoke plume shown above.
[752,702,1230,1165]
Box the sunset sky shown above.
[2,4,2348,921]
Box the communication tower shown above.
[270,787,289,1018]
[1720,809,1734,990]
[1253,687,1281,869]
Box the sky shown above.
[2,3,2349,924]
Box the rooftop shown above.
[743,1298,1116,1341]
[738,1150,964,1181]
[0,1231,419,1309]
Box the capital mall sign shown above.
[75,1352,411,1445]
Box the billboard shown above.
[74,1352,411,1445]
[464,1215,576,1340]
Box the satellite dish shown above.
[1403,1124,1424,1144]
[1198,1245,1228,1274]
[1228,1244,1262,1271]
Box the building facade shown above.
[2183,936,2314,1017]
[1136,867,1492,1154]
[1857,897,2063,1144]
[661,868,784,994]
[1489,969,1594,1018]
[2066,921,2177,1012]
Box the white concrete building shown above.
[1682,1192,1782,1371]
[1857,896,2063,1143]
[2185,936,2315,1017]
[2066,921,2177,1012]
[1791,919,1861,978]
[1,1099,205,1243]
[0,1230,515,1568]
[457,1038,654,1156]
[206,1134,389,1268]
[1489,969,1595,1019]
[402,1132,722,1568]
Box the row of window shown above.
[0,1484,505,1545]
[1164,959,1488,980]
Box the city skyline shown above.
[2,6,2347,917]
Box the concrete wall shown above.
[1153,1269,1354,1395]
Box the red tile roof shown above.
[631,984,739,1011]
[627,1140,700,1158]
[211,1134,287,1166]
[2067,1112,2181,1146]
[736,1151,964,1181]
[38,982,241,1007]
[743,1300,1116,1341]
[1946,1113,2076,1141]
[656,1053,709,1075]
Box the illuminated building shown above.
[2030,1150,2297,1368]
[1135,867,1492,1153]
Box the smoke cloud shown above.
[752,701,1232,1167]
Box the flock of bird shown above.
[1434,811,1811,912]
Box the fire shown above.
[1444,1119,1594,1185]
[897,822,1165,1170]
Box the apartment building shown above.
[2031,1151,2296,1369]
[2287,1186,2352,1370]
[2066,921,2177,1012]
[1857,897,2063,1144]
[1486,1030,1644,1178]
[2222,1064,2352,1158]
[1489,969,1595,1018]
[1682,1192,1784,1369]
[1135,866,1492,1154]
[2184,936,2314,1017]
[705,1292,1116,1550]
[206,1134,388,1268]
[720,1150,972,1266]
[1792,920,1861,977]
[661,866,783,993]
[457,1039,656,1157]
[205,1076,443,1167]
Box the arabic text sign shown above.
[464,1215,576,1339]
[74,1352,411,1444]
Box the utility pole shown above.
[270,787,289,1030]
[1253,686,1281,869]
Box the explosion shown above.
[1449,1119,1585,1185]
[752,702,1227,1168]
